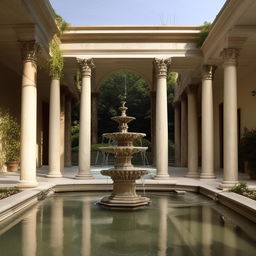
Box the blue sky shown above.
[49,0,226,26]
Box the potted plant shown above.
[0,110,20,172]
[239,128,256,179]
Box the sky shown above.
[49,0,226,26]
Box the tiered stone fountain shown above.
[99,101,150,208]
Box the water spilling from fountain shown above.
[99,101,150,208]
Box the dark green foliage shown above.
[239,128,256,172]
[197,22,212,47]
[134,138,152,151]
[229,182,249,194]
[0,187,20,200]
[98,72,151,140]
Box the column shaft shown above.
[154,59,170,179]
[221,49,239,188]
[151,91,156,166]
[174,102,181,167]
[65,97,72,166]
[200,65,216,179]
[180,95,188,167]
[76,59,94,179]
[91,92,99,144]
[60,90,65,172]
[19,42,39,188]
[186,85,199,177]
[47,78,62,177]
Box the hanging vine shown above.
[48,12,69,79]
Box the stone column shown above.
[91,92,99,144]
[180,94,188,167]
[19,41,39,188]
[200,65,217,179]
[65,96,72,166]
[154,59,170,179]
[60,89,65,173]
[186,84,199,177]
[151,91,156,166]
[220,48,239,188]
[76,59,95,179]
[174,102,181,167]
[47,75,62,178]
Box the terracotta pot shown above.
[6,161,19,172]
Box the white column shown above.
[174,102,181,167]
[76,59,94,179]
[19,41,39,188]
[151,91,156,166]
[154,59,170,179]
[220,48,239,189]
[180,94,188,167]
[65,96,72,167]
[186,84,199,177]
[60,89,65,173]
[47,77,62,177]
[200,65,217,179]
[91,92,99,145]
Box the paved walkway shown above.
[0,166,256,190]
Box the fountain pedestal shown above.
[99,102,150,208]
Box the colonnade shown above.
[18,41,239,188]
[174,48,239,188]
[19,41,73,187]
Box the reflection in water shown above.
[50,197,64,256]
[21,206,37,256]
[0,192,256,256]
[202,206,212,256]
[81,198,91,256]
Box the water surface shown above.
[0,192,255,256]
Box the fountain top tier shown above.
[101,101,146,146]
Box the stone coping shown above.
[0,179,256,225]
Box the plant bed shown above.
[230,183,256,201]
[0,187,20,200]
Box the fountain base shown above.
[99,169,150,208]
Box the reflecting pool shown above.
[0,192,255,256]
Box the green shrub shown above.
[197,22,212,47]
[229,182,249,194]
[0,110,20,164]
[134,138,151,151]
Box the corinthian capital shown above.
[20,41,40,63]
[78,58,95,77]
[154,58,171,78]
[202,65,217,80]
[221,48,239,65]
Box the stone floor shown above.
[0,165,256,190]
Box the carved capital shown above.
[78,58,95,77]
[154,58,171,78]
[20,41,40,63]
[202,65,217,80]
[221,48,239,66]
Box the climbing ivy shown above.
[48,12,69,79]
[197,21,212,47]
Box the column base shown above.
[18,180,38,188]
[154,174,171,180]
[45,173,63,178]
[185,172,200,178]
[75,174,94,180]
[218,181,238,190]
[200,174,216,180]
